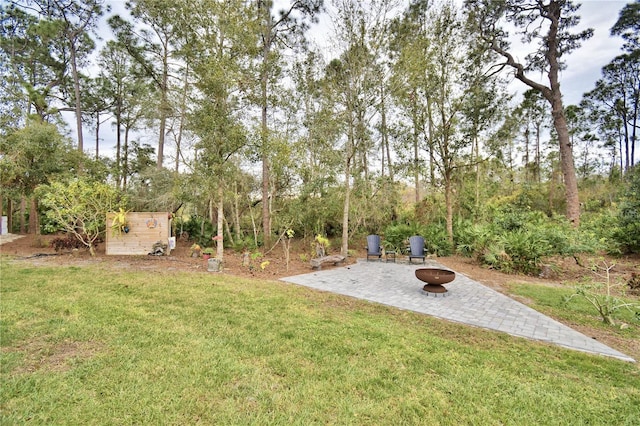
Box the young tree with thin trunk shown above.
[388,0,434,203]
[466,0,593,226]
[81,76,112,160]
[186,0,253,261]
[254,0,323,248]
[512,89,549,182]
[109,0,183,169]
[96,40,150,189]
[326,0,393,256]
[583,53,639,173]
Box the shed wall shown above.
[106,212,170,255]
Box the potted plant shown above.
[202,247,215,260]
[110,207,130,235]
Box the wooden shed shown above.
[106,212,171,255]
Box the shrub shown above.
[36,179,125,256]
[50,235,103,252]
[612,165,640,253]
[579,210,621,255]
[176,214,214,246]
[382,223,414,253]
[232,236,258,252]
[455,209,590,275]
[500,229,551,275]
[420,223,452,256]
[455,221,492,258]
[565,260,640,326]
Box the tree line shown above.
[1,0,639,265]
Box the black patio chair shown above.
[366,234,383,261]
[408,235,426,264]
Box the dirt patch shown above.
[2,233,639,361]
[4,337,105,375]
[0,233,350,278]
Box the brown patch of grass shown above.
[5,337,105,375]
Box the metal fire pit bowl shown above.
[415,268,456,294]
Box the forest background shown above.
[1,0,639,275]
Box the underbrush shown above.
[451,197,636,275]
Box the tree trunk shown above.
[535,123,541,182]
[69,41,84,152]
[95,111,100,159]
[260,7,272,249]
[380,83,388,179]
[549,160,557,214]
[216,186,224,260]
[29,196,39,235]
[341,155,351,257]
[7,199,13,233]
[551,95,580,226]
[444,171,454,246]
[20,196,26,234]
[175,64,189,173]
[157,44,169,169]
[524,126,530,181]
[123,127,130,190]
[544,2,580,225]
[474,133,480,220]
[233,182,241,242]
[261,109,271,248]
[427,96,435,186]
[412,103,420,203]
[116,97,122,190]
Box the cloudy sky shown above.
[308,0,628,105]
[85,0,629,159]
[538,0,627,104]
[105,0,629,104]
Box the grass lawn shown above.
[1,260,639,425]
[507,283,640,337]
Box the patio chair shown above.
[408,235,426,264]
[366,234,383,261]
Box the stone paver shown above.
[281,259,635,362]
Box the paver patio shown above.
[282,259,635,362]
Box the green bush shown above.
[579,210,621,254]
[454,207,596,275]
[382,223,414,253]
[231,235,258,252]
[500,229,551,275]
[175,214,214,246]
[279,192,343,239]
[612,166,640,254]
[455,222,493,258]
[420,223,452,256]
[36,178,126,256]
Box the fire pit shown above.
[415,268,455,294]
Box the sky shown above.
[306,0,628,105]
[536,0,627,105]
[80,0,630,160]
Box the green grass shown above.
[506,282,640,338]
[1,259,639,425]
